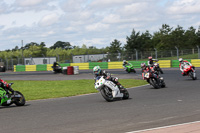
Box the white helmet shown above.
[123,60,126,63]
[93,66,101,75]
[179,58,183,62]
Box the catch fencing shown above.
[2,48,200,71]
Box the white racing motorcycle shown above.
[94,76,129,102]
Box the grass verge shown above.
[7,79,147,101]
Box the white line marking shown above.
[126,120,200,133]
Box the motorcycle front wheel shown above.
[100,87,113,102]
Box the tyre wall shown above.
[14,59,200,72]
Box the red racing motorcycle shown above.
[142,69,165,89]
[183,65,197,80]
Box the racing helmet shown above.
[93,66,101,75]
[141,63,146,68]
[123,60,126,63]
[179,58,183,62]
[148,56,152,60]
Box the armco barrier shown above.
[36,64,47,71]
[14,65,25,72]
[191,59,200,67]
[47,64,53,71]
[70,63,89,70]
[108,62,123,69]
[13,59,199,72]
[158,60,171,68]
[59,63,70,68]
[25,65,36,71]
[89,62,108,69]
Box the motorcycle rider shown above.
[141,63,150,73]
[0,79,15,99]
[123,60,129,67]
[148,56,158,67]
[179,58,194,76]
[93,66,125,92]
[141,63,161,82]
[148,56,163,74]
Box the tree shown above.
[184,26,198,48]
[108,39,122,53]
[50,41,72,50]
[170,25,185,49]
[157,24,173,50]
[24,42,39,49]
[124,29,141,52]
[196,26,200,46]
[139,30,152,50]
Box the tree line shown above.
[1,24,200,62]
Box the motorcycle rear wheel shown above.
[189,71,197,80]
[122,89,129,99]
[14,91,26,106]
[150,78,160,89]
[100,87,113,102]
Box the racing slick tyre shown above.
[122,89,129,100]
[161,81,166,88]
[132,69,136,73]
[189,72,197,80]
[100,87,114,102]
[150,78,160,89]
[14,91,26,106]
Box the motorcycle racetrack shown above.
[0,68,200,133]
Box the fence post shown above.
[154,48,157,59]
[197,45,200,59]
[117,51,121,61]
[6,58,8,70]
[11,58,13,71]
[134,49,138,61]
[175,46,179,59]
[56,53,59,62]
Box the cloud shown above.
[0,0,200,50]
[16,0,45,6]
[39,13,60,26]
[85,23,109,31]
[167,0,200,14]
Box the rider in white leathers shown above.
[179,58,193,76]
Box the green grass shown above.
[158,53,198,60]
[7,79,147,101]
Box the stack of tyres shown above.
[73,66,79,75]
[67,66,74,75]
[62,67,68,75]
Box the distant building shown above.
[73,54,108,63]
[24,57,56,65]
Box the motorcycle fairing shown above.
[104,81,123,98]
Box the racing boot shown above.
[116,83,126,93]
[182,72,186,76]
[6,84,15,97]
[160,70,164,74]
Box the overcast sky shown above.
[0,0,200,50]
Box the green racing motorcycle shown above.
[0,83,25,106]
[124,63,136,73]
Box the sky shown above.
[0,0,200,50]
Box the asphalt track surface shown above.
[0,68,200,133]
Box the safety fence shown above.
[14,59,200,72]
